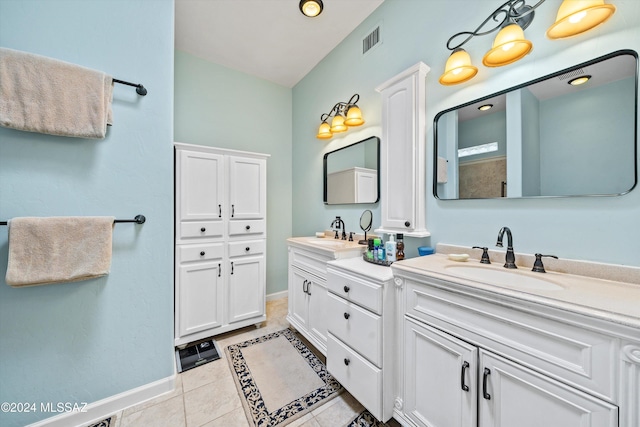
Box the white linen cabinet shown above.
[375,62,430,237]
[174,143,269,347]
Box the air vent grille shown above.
[363,26,380,55]
[558,68,587,81]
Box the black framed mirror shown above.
[323,136,380,204]
[434,50,638,200]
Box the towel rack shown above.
[113,78,147,96]
[0,214,146,226]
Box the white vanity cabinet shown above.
[325,258,395,422]
[375,62,430,238]
[392,260,639,427]
[174,143,269,347]
[286,238,364,355]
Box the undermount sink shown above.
[444,265,564,291]
[301,237,360,248]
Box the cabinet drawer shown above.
[327,334,382,420]
[405,279,617,401]
[326,269,382,314]
[326,292,382,367]
[290,246,332,278]
[228,240,265,258]
[180,221,224,240]
[178,243,224,263]
[229,219,265,237]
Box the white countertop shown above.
[392,254,640,329]
[287,236,365,258]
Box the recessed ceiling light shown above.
[299,0,323,18]
[568,75,591,86]
[478,104,494,111]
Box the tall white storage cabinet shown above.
[174,143,269,347]
[375,62,430,237]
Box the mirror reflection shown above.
[324,136,380,204]
[434,50,638,200]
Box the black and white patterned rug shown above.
[226,328,344,426]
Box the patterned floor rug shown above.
[226,328,344,427]
[86,415,116,427]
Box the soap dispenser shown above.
[385,234,396,262]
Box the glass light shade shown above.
[482,24,533,67]
[547,0,615,39]
[439,49,478,85]
[344,106,365,126]
[330,114,348,133]
[316,122,332,139]
[299,0,323,18]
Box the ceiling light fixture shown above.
[438,0,616,85]
[568,75,592,85]
[316,94,365,140]
[299,0,323,18]
[478,104,494,111]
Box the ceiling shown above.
[175,0,385,88]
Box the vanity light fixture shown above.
[547,0,615,39]
[438,0,617,85]
[299,0,323,18]
[568,74,592,85]
[478,104,494,111]
[316,94,365,140]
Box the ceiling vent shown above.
[362,23,382,56]
[558,68,587,81]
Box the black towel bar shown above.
[0,214,146,226]
[113,78,147,96]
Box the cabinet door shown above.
[290,268,309,330]
[228,156,266,220]
[178,150,224,222]
[404,318,478,427]
[227,255,265,324]
[307,280,329,347]
[177,261,223,338]
[479,350,618,427]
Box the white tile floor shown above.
[104,298,398,427]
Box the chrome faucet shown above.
[330,216,347,240]
[496,226,517,269]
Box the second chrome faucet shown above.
[496,226,517,269]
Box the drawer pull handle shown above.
[344,358,350,366]
[200,251,205,256]
[482,368,491,400]
[232,205,235,218]
[343,285,350,293]
[218,264,221,277]
[200,227,206,232]
[246,225,251,230]
[461,361,470,392]
[231,262,234,275]
[343,312,350,320]
[245,247,250,251]
[218,204,222,218]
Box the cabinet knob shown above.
[344,358,350,366]
[200,251,205,256]
[245,225,251,230]
[200,227,206,232]
[343,312,350,320]
[245,247,250,252]
[343,285,350,293]
[404,221,411,227]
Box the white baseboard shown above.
[26,375,175,427]
[266,290,287,302]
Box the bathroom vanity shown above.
[391,254,640,427]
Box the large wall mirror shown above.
[434,50,638,200]
[324,136,380,204]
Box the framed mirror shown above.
[324,136,380,204]
[434,50,638,200]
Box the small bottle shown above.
[385,234,396,262]
[373,238,381,260]
[378,243,386,261]
[367,239,374,260]
[396,234,405,261]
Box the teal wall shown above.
[174,50,292,295]
[0,0,175,426]
[292,0,640,265]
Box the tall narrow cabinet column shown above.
[174,143,269,347]
[375,62,430,237]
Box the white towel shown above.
[0,47,114,139]
[5,216,115,287]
